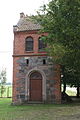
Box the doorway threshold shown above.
[27,101,44,104]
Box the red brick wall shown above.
[13,31,48,55]
[12,57,19,102]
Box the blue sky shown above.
[0,0,49,83]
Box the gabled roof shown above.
[13,13,41,32]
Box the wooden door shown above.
[29,72,42,101]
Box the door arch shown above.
[29,71,42,101]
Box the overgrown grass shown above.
[0,98,80,120]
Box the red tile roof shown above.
[13,14,41,32]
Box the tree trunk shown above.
[77,86,79,98]
[7,87,9,98]
[63,82,66,93]
[1,86,3,98]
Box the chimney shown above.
[20,12,25,18]
[13,25,18,32]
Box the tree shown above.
[0,69,7,97]
[35,0,80,96]
[7,87,9,98]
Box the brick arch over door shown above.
[25,68,46,101]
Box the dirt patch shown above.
[56,114,80,120]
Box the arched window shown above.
[25,37,33,51]
[30,71,42,80]
[38,37,46,51]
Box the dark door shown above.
[29,72,42,101]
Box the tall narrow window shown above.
[25,37,33,51]
[43,59,46,65]
[26,59,29,65]
[38,37,46,51]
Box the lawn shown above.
[0,98,80,120]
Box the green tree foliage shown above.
[0,69,7,97]
[35,0,80,93]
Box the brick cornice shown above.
[12,53,47,57]
[14,30,40,34]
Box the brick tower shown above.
[13,13,61,105]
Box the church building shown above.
[12,13,61,104]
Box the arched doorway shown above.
[29,71,42,101]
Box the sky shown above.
[0,0,49,83]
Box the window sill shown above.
[25,51,34,53]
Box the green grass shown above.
[0,85,12,97]
[0,98,80,120]
[61,86,77,96]
[66,90,76,96]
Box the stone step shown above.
[24,101,44,104]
